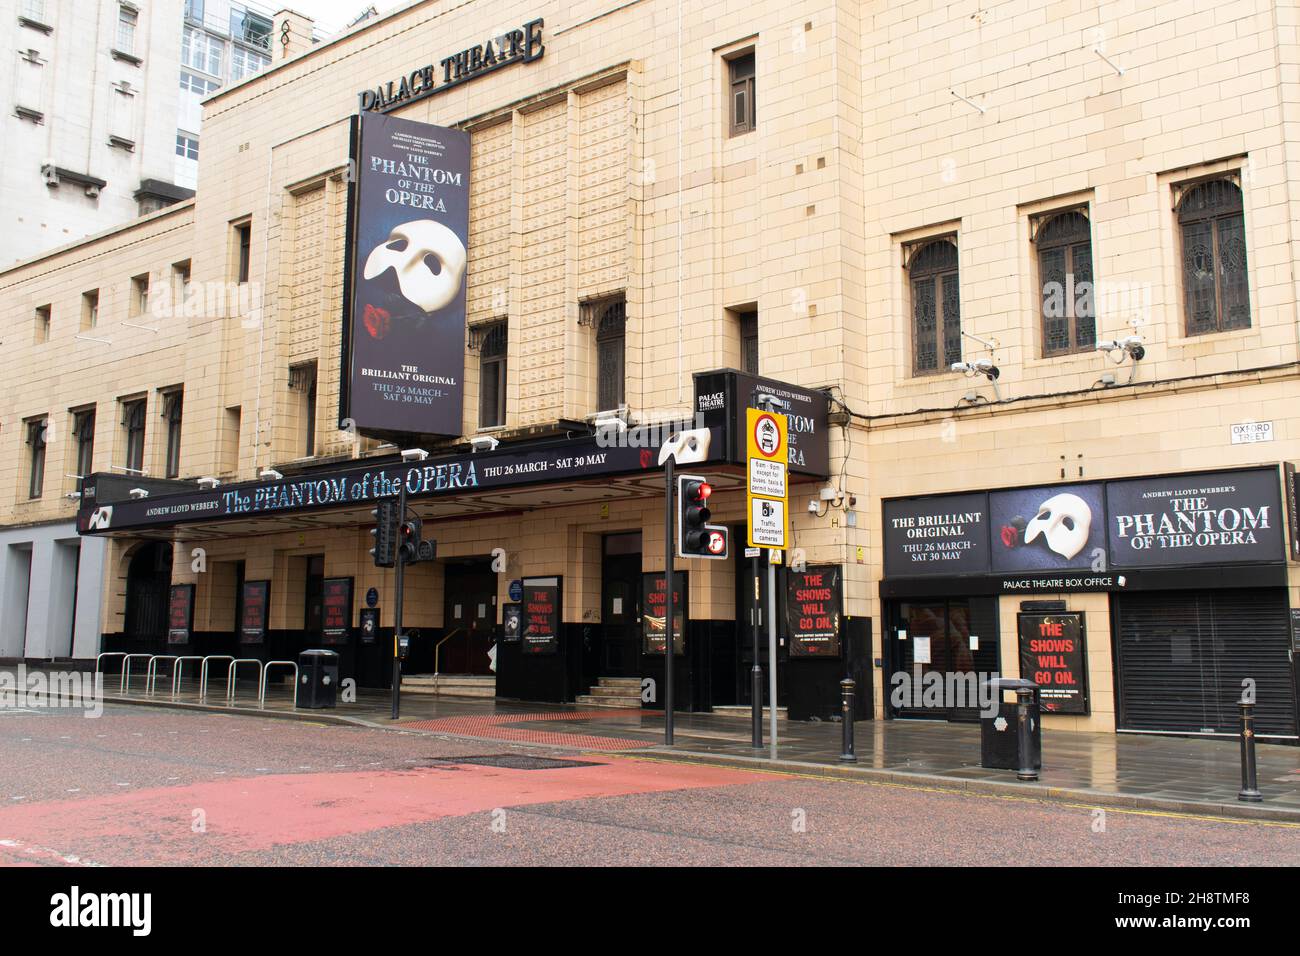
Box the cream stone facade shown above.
[2,0,1298,737]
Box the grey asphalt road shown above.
[0,704,1296,866]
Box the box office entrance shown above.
[886,597,1000,722]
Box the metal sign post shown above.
[663,454,675,745]
[768,553,778,752]
[391,483,406,720]
[746,399,787,751]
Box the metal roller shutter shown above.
[1114,589,1297,738]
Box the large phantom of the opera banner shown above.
[342,112,471,436]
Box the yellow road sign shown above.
[746,408,788,549]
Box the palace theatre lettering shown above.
[358,19,545,112]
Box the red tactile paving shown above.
[399,710,651,751]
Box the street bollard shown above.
[839,678,856,763]
[1238,698,1262,803]
[1015,686,1038,781]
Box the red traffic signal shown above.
[676,475,728,560]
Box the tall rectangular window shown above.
[289,362,317,458]
[73,408,96,486]
[161,390,183,478]
[82,290,99,330]
[739,310,759,374]
[22,1,47,22]
[907,237,961,375]
[131,273,150,316]
[234,222,251,283]
[116,6,138,55]
[1034,209,1095,355]
[35,304,51,344]
[1177,178,1251,335]
[584,296,626,411]
[477,322,507,428]
[728,51,756,136]
[122,398,147,474]
[25,417,47,499]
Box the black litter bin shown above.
[980,678,1041,776]
[298,649,339,709]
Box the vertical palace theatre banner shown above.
[342,112,471,436]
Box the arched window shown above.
[1034,209,1094,355]
[1177,179,1250,334]
[907,239,960,374]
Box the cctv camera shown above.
[129,488,149,499]
[401,448,430,462]
[469,435,499,453]
[197,476,220,489]
[259,468,283,481]
[807,499,820,515]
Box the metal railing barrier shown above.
[260,660,299,709]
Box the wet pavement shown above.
[78,669,1300,822]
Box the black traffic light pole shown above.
[391,483,407,720]
[663,456,675,745]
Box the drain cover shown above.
[425,754,601,770]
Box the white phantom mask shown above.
[1024,493,1091,560]
[363,219,467,313]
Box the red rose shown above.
[363,304,391,339]
[639,449,652,468]
[1000,524,1020,548]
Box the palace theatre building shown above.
[3,0,1300,739]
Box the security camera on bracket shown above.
[952,330,1003,401]
[1096,333,1145,384]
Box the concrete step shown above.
[402,675,496,698]
[709,705,788,720]
[594,677,642,690]
[574,694,642,709]
[587,684,640,697]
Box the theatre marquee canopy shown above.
[77,370,831,537]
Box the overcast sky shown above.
[287,0,407,38]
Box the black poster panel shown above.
[692,370,831,477]
[359,607,379,644]
[1106,468,1286,568]
[167,584,194,645]
[786,565,841,657]
[521,578,559,655]
[502,602,522,642]
[989,482,1105,573]
[1285,462,1299,562]
[883,492,990,578]
[321,577,353,645]
[343,112,470,436]
[1017,612,1089,715]
[240,580,270,644]
[642,572,686,655]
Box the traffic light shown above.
[398,515,422,564]
[369,501,398,567]
[677,475,729,559]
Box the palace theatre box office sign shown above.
[881,466,1300,738]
